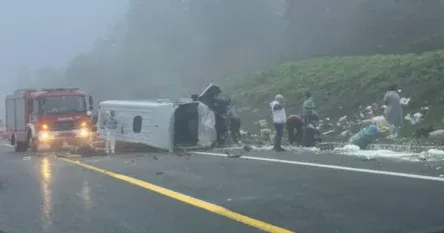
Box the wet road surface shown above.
[1,143,444,233]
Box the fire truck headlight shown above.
[80,121,87,127]
[40,132,51,141]
[41,124,49,130]
[79,128,89,137]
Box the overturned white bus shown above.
[96,98,217,152]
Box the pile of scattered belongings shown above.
[349,116,390,149]
[236,90,444,149]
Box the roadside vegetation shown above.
[226,50,444,136]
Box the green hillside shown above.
[226,50,444,135]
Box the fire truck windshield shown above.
[38,95,87,115]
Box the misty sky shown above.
[0,0,128,86]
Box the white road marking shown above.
[193,152,444,182]
[3,141,441,182]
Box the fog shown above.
[0,0,127,95]
[2,0,444,109]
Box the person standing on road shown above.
[227,105,241,144]
[103,110,118,154]
[270,94,286,152]
[302,91,318,126]
[383,84,403,138]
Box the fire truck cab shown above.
[5,88,94,152]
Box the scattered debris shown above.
[400,97,410,106]
[242,145,253,152]
[322,130,335,135]
[256,119,268,128]
[415,126,434,138]
[125,160,135,164]
[225,150,242,158]
[429,130,444,140]
[22,156,31,160]
[360,157,376,161]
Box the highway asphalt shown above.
[0,143,444,233]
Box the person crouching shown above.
[103,110,118,154]
[270,94,286,152]
[286,115,304,145]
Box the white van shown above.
[97,99,217,152]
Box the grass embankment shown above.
[226,50,444,136]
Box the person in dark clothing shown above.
[302,124,320,147]
[215,114,228,146]
[213,93,231,146]
[226,105,241,144]
[286,115,304,145]
[229,117,241,143]
[306,113,319,126]
[191,94,199,101]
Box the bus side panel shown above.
[14,98,27,141]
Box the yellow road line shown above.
[60,158,295,233]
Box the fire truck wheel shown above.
[29,138,38,152]
[14,140,27,152]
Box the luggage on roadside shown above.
[349,125,381,149]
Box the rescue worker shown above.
[270,94,286,152]
[286,115,304,145]
[103,110,118,154]
[302,91,319,126]
[383,84,403,138]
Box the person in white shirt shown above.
[102,110,118,154]
[270,94,286,151]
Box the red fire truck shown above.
[5,88,94,152]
